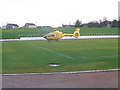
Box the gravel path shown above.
[2,71,118,88]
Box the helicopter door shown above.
[55,33,61,40]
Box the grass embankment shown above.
[2,27,119,39]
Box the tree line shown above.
[74,17,120,28]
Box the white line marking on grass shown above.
[40,47,72,59]
[2,69,120,76]
[30,43,72,59]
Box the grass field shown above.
[1,27,119,39]
[2,39,118,74]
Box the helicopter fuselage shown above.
[43,28,80,40]
[44,31,64,40]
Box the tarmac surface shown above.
[2,71,118,88]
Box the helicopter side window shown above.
[47,34,54,37]
[51,34,54,37]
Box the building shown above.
[41,26,52,28]
[62,24,74,28]
[24,23,37,28]
[82,24,88,27]
[2,26,7,29]
[6,24,19,29]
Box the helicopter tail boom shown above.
[63,28,80,38]
[63,34,73,37]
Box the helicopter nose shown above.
[43,34,49,39]
[44,36,47,38]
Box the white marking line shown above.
[2,69,120,76]
[30,43,72,59]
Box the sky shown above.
[0,0,119,27]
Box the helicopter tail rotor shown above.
[73,28,80,38]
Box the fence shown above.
[81,33,120,36]
[19,34,43,37]
[19,33,120,37]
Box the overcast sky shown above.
[0,0,119,27]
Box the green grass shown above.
[2,27,119,39]
[2,39,118,74]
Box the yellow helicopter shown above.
[43,28,80,40]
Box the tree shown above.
[75,19,82,27]
[111,19,118,27]
[103,17,107,21]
